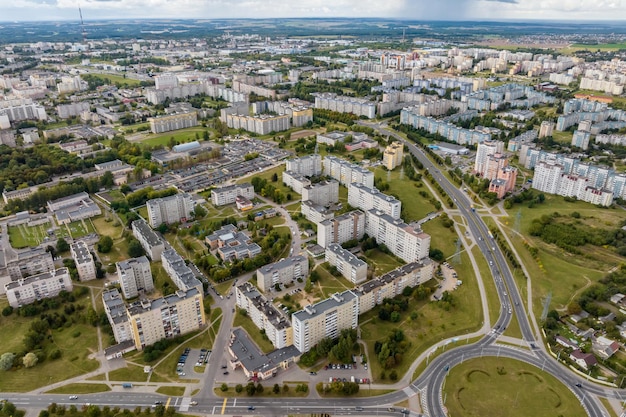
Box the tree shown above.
[235,384,243,393]
[0,352,15,370]
[23,352,38,368]
[273,383,280,394]
[127,239,145,258]
[97,235,114,253]
[246,382,256,396]
[220,383,228,392]
[56,238,69,253]
[271,172,278,182]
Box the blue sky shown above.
[1,0,624,21]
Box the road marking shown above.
[221,398,227,414]
[165,398,171,409]
[233,399,237,407]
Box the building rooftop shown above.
[292,290,358,322]
[237,282,291,330]
[327,244,366,269]
[127,288,200,316]
[132,219,165,248]
[258,255,307,277]
[230,327,300,374]
[5,267,69,291]
[71,241,92,265]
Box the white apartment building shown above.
[532,160,564,195]
[132,219,166,261]
[285,154,322,177]
[365,209,431,263]
[474,140,505,175]
[117,256,153,299]
[256,255,309,292]
[325,243,368,284]
[103,289,133,344]
[539,121,555,139]
[348,183,401,219]
[301,180,339,206]
[317,210,366,248]
[146,192,196,228]
[0,98,47,122]
[235,282,293,349]
[225,113,290,135]
[301,200,334,224]
[155,74,179,90]
[70,241,97,282]
[323,156,375,188]
[572,130,591,150]
[282,171,311,195]
[5,268,73,308]
[211,183,255,207]
[161,248,203,294]
[148,111,198,134]
[127,288,206,350]
[292,290,359,353]
[313,93,376,119]
[383,141,404,170]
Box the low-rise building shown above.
[5,268,73,308]
[325,243,367,284]
[256,255,308,292]
[205,224,261,261]
[47,192,101,224]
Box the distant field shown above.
[140,127,208,148]
[570,42,626,51]
[81,72,143,87]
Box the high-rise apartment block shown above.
[225,113,291,135]
[286,154,322,177]
[5,268,73,308]
[70,241,97,282]
[323,156,374,188]
[347,183,401,219]
[161,248,203,294]
[301,180,339,206]
[103,289,133,344]
[539,121,555,138]
[317,210,366,248]
[235,282,293,349]
[300,200,334,224]
[365,210,431,263]
[474,140,505,175]
[292,290,359,353]
[128,288,205,350]
[325,244,368,284]
[282,171,311,194]
[256,255,309,293]
[117,256,154,299]
[132,219,166,261]
[383,141,404,170]
[146,192,196,228]
[211,183,255,207]
[148,111,198,134]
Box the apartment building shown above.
[488,166,518,199]
[347,183,401,219]
[70,241,97,282]
[5,268,73,308]
[572,130,591,150]
[256,255,308,293]
[292,290,359,353]
[146,192,196,228]
[365,210,431,263]
[300,200,334,224]
[313,93,376,119]
[285,154,322,177]
[225,113,290,135]
[474,140,505,175]
[117,256,154,299]
[0,98,47,122]
[323,156,375,188]
[132,219,166,260]
[383,141,404,170]
[301,180,339,206]
[3,247,54,280]
[235,282,293,349]
[282,171,311,195]
[325,244,368,284]
[103,289,134,344]
[317,210,366,248]
[148,111,198,134]
[161,248,203,294]
[539,121,555,138]
[356,260,435,314]
[128,288,206,350]
[211,183,255,207]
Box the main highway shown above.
[1,124,621,416]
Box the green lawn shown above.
[8,221,54,248]
[237,165,299,203]
[361,250,482,382]
[361,249,404,275]
[81,73,143,87]
[109,365,149,382]
[156,386,185,396]
[47,383,111,394]
[444,357,586,417]
[140,127,208,148]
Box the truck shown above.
[122,383,133,388]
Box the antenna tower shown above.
[78,5,87,44]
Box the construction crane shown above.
[78,5,87,44]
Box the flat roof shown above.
[292,290,357,322]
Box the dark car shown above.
[223,371,229,375]
[248,406,255,410]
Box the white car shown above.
[69,396,78,400]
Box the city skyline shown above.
[1,0,625,22]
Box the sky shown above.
[1,0,625,22]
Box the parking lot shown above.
[176,348,211,379]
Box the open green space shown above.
[8,221,53,248]
[233,309,275,354]
[361,249,404,275]
[443,357,586,417]
[139,127,208,149]
[422,217,459,261]
[373,167,438,222]
[237,164,298,203]
[81,73,143,87]
[214,383,309,398]
[66,219,96,239]
[361,250,482,382]
[46,383,111,394]
[570,42,626,51]
[156,386,185,396]
[108,365,149,382]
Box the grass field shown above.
[109,365,149,382]
[236,164,299,203]
[8,221,53,248]
[81,73,143,87]
[361,250,482,382]
[156,386,185,396]
[569,42,626,51]
[444,357,586,417]
[140,127,208,148]
[361,249,404,275]
[46,383,111,394]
